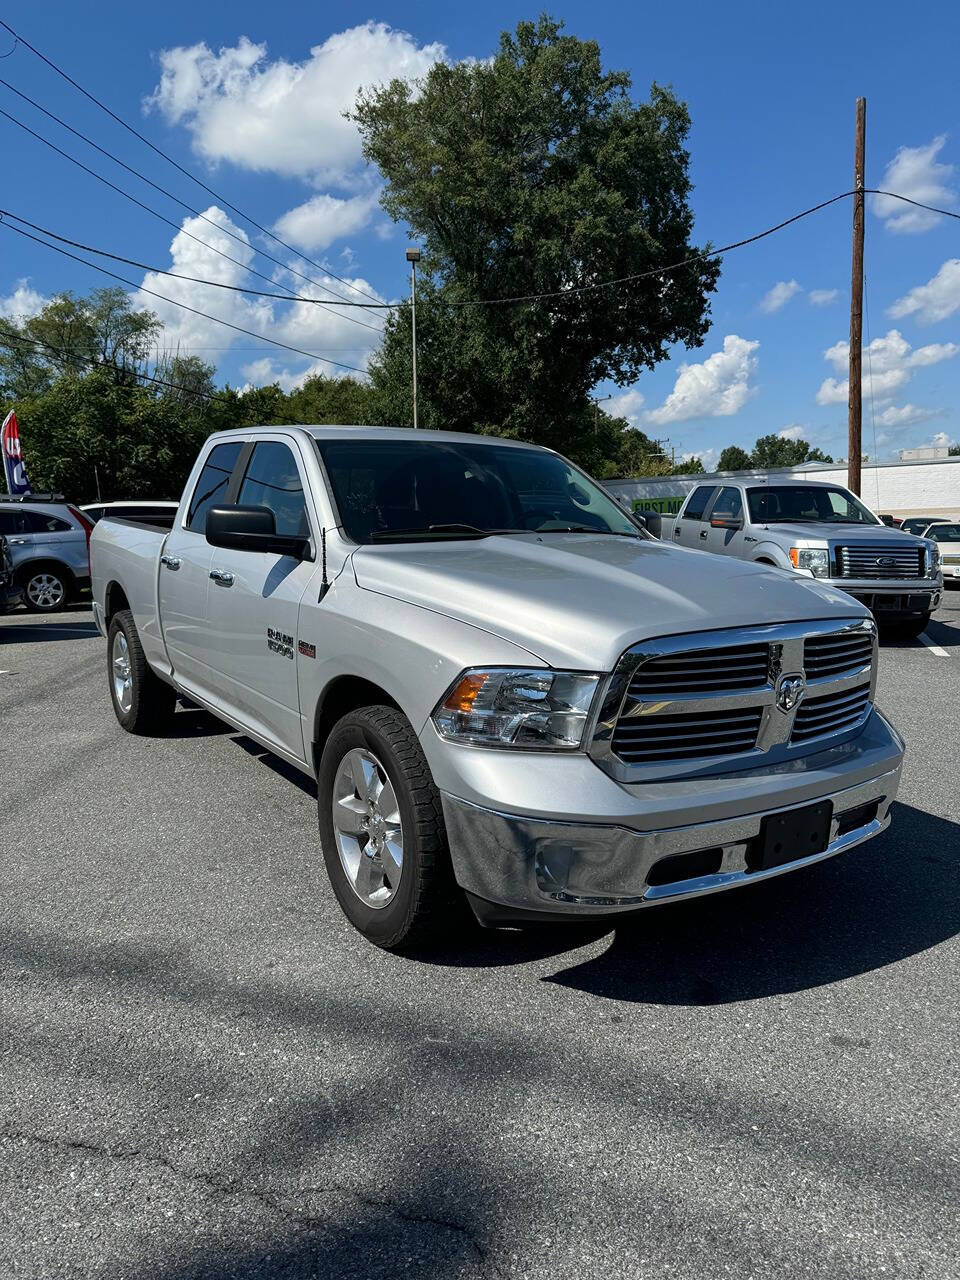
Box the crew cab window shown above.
[186,442,243,532]
[682,486,717,521]
[22,511,72,533]
[237,442,310,538]
[710,487,743,521]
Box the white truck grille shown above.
[837,545,924,579]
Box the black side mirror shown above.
[205,504,310,559]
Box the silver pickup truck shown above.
[667,478,942,636]
[90,427,904,950]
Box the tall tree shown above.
[718,445,752,471]
[751,434,833,467]
[355,15,719,461]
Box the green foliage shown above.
[718,445,752,471]
[715,436,835,472]
[949,444,960,456]
[355,14,719,464]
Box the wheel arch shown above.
[14,557,77,590]
[104,580,131,624]
[312,675,402,773]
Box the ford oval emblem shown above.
[876,556,895,567]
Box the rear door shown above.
[201,438,322,759]
[703,486,747,558]
[158,440,244,695]
[22,508,88,581]
[672,485,718,549]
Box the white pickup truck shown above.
[91,426,904,950]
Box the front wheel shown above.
[317,705,458,949]
[107,609,176,733]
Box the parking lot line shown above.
[919,633,951,658]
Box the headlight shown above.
[432,668,601,749]
[925,542,940,575]
[789,547,830,577]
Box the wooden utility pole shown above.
[847,97,866,495]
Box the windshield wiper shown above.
[370,523,494,541]
[534,523,642,537]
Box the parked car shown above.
[90,426,904,950]
[878,514,903,528]
[670,479,942,637]
[926,522,960,584]
[0,495,93,612]
[899,516,949,537]
[81,500,179,526]
[0,533,25,613]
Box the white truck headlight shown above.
[789,547,830,577]
[433,668,601,749]
[925,542,940,575]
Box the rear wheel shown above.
[107,609,176,733]
[317,705,458,949]
[23,568,69,613]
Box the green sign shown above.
[632,496,683,514]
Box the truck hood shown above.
[754,522,924,545]
[352,534,866,670]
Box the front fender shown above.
[751,543,792,569]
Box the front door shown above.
[703,486,747,557]
[202,438,322,760]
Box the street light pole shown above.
[406,247,421,429]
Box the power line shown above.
[0,101,383,333]
[0,218,370,374]
[0,19,383,306]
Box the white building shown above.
[603,455,960,520]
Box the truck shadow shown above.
[540,802,958,1005]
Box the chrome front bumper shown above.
[440,716,903,923]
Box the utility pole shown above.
[847,97,866,496]
[590,393,611,433]
[405,248,421,429]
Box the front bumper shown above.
[435,708,904,923]
[823,575,941,616]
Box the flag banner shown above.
[1,409,32,495]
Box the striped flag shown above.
[1,409,32,495]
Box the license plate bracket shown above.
[749,801,833,872]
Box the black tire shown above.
[317,705,459,950]
[881,613,932,639]
[107,609,176,733]
[21,566,71,613]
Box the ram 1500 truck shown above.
[669,478,942,636]
[90,427,905,949]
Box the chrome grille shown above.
[791,683,871,743]
[837,544,924,579]
[627,642,769,695]
[803,630,874,681]
[611,707,762,764]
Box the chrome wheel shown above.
[26,573,65,609]
[112,630,133,714]
[332,747,403,909]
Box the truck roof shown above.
[204,424,549,450]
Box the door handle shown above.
[160,554,181,570]
[744,535,756,543]
[9,538,27,545]
[699,529,709,539]
[209,569,234,586]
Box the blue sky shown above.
[2,2,960,467]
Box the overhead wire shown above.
[0,102,383,332]
[0,19,384,305]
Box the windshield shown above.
[314,438,644,543]
[929,524,960,541]
[746,485,880,526]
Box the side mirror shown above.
[710,515,743,530]
[205,504,310,559]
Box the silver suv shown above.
[0,495,93,612]
[670,479,942,636]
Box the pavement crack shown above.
[0,1127,488,1263]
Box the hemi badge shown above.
[298,640,316,659]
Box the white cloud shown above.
[273,193,379,252]
[808,288,839,307]
[146,24,447,184]
[816,329,958,406]
[608,388,645,426]
[239,357,329,393]
[646,335,759,425]
[872,136,956,233]
[760,280,802,313]
[889,259,960,324]
[931,431,955,448]
[133,206,385,374]
[682,447,718,472]
[876,403,943,428]
[778,424,806,441]
[0,278,47,321]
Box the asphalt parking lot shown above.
[0,597,958,1280]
